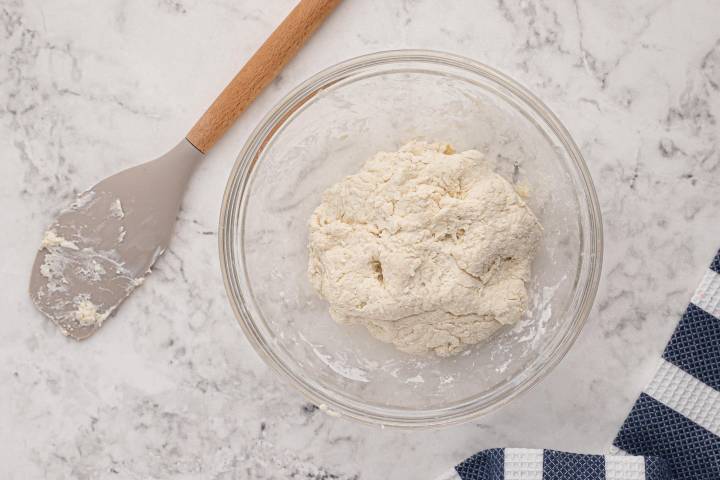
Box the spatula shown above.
[29,0,341,340]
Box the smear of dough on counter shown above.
[307,141,542,357]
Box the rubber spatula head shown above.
[29,140,202,339]
[28,0,341,339]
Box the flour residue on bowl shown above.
[515,275,566,348]
[298,332,371,382]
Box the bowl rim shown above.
[219,49,603,428]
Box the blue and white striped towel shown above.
[439,249,720,480]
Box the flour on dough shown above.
[307,141,542,357]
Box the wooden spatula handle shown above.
[186,0,341,153]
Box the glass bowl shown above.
[219,50,602,428]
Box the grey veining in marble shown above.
[2,0,720,478]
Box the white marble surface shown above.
[2,0,720,478]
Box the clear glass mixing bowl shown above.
[219,50,602,428]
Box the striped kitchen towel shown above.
[437,448,668,480]
[439,249,720,480]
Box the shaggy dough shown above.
[307,141,542,357]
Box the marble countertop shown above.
[2,0,720,478]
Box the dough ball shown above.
[308,141,542,357]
